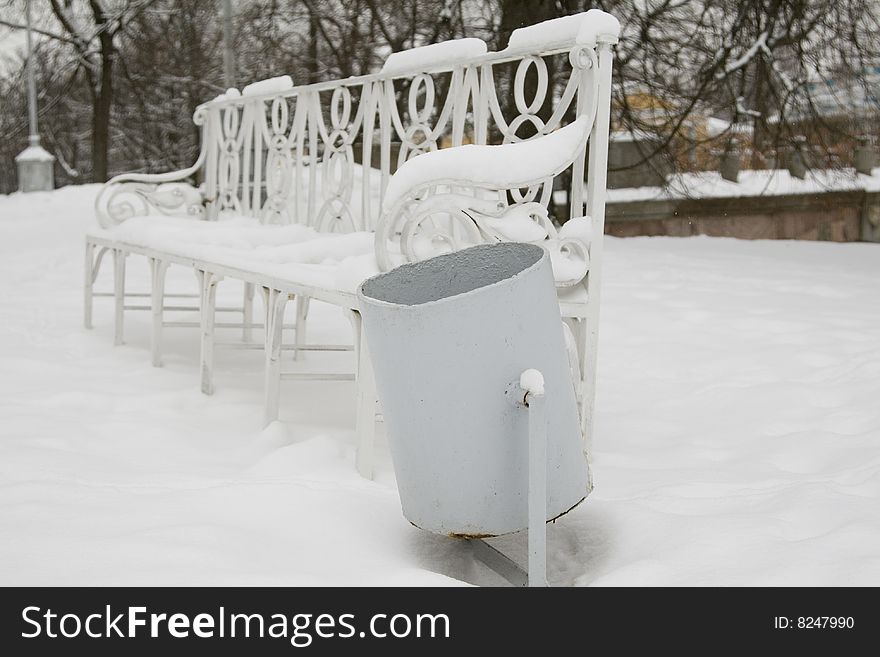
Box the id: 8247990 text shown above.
[774,617,854,630]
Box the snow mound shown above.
[559,215,593,246]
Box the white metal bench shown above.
[84,10,620,479]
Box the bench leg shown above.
[84,241,95,329]
[150,258,170,367]
[242,282,255,342]
[568,316,593,447]
[562,318,586,411]
[264,288,289,425]
[198,269,221,395]
[113,248,127,345]
[293,295,310,360]
[346,309,377,480]
[85,243,108,330]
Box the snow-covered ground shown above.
[1,185,879,586]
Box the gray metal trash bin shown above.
[358,242,590,538]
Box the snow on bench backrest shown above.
[503,9,621,54]
[380,38,488,76]
[193,10,619,233]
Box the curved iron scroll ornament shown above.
[215,103,244,213]
[314,86,358,233]
[260,95,301,224]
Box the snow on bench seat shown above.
[88,215,377,295]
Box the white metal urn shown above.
[358,242,590,537]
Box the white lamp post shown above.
[15,0,55,193]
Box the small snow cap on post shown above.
[520,369,545,397]
[212,88,241,102]
[504,9,621,53]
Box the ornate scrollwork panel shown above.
[258,94,303,224]
[312,85,360,233]
[215,104,244,213]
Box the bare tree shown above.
[595,0,880,172]
[3,0,879,193]
[47,0,169,181]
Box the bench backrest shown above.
[195,11,618,232]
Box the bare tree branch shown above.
[0,18,78,43]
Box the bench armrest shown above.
[374,116,597,288]
[94,164,207,229]
[94,107,210,228]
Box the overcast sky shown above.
[0,0,54,75]
[0,29,27,73]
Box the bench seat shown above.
[87,215,589,309]
[89,216,374,299]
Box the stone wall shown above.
[605,190,880,242]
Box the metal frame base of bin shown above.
[470,382,548,587]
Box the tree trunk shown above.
[90,1,115,182]
[91,77,112,182]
